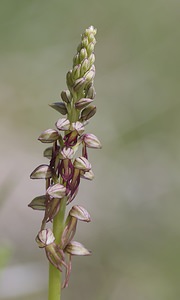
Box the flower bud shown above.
[49,102,67,115]
[66,70,74,88]
[74,157,91,171]
[83,133,102,149]
[47,183,66,199]
[73,77,86,92]
[85,25,97,37]
[72,64,81,80]
[69,205,91,222]
[88,33,96,43]
[75,98,93,110]
[88,53,95,66]
[38,129,59,143]
[65,241,91,256]
[80,58,90,76]
[86,84,96,99]
[81,36,89,48]
[80,105,96,121]
[79,48,88,61]
[87,42,95,55]
[28,195,46,210]
[61,90,72,104]
[30,164,52,179]
[36,229,55,248]
[84,67,95,84]
[73,53,80,67]
[56,118,70,131]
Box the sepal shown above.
[49,102,67,115]
[28,195,46,210]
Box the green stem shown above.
[48,197,67,300]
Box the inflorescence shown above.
[29,26,101,288]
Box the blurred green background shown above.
[1,0,180,299]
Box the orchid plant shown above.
[29,26,101,300]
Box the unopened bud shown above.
[61,90,72,104]
[88,53,95,66]
[80,105,96,121]
[75,98,93,110]
[84,67,95,84]
[87,42,95,55]
[79,48,88,61]
[73,53,80,67]
[66,70,74,88]
[81,36,89,48]
[86,84,96,99]
[30,165,52,179]
[38,129,59,143]
[80,58,90,76]
[72,64,81,80]
[73,77,86,92]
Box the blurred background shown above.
[0,0,180,299]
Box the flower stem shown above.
[48,197,67,300]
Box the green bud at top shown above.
[81,36,89,48]
[73,53,80,67]
[87,42,95,55]
[72,64,81,80]
[79,48,88,61]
